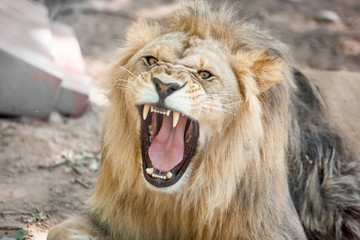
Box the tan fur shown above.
[48,2,307,239]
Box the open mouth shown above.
[138,104,199,188]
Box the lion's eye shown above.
[144,56,158,66]
[198,70,213,80]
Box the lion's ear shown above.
[250,50,283,92]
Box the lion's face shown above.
[120,32,241,190]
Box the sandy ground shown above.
[1,0,359,239]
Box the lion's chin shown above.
[138,104,199,188]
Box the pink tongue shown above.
[148,114,187,172]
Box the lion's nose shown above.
[152,77,181,100]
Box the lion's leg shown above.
[47,215,100,240]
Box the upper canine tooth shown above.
[173,111,180,128]
[143,104,150,120]
[146,168,154,175]
[166,110,170,116]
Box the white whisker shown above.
[113,83,133,90]
[109,59,138,79]
[202,105,237,116]
[206,96,232,102]
[202,101,233,109]
[115,79,137,86]
[207,93,239,97]
[204,100,243,107]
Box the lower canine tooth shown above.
[166,171,173,179]
[166,110,170,116]
[146,168,154,175]
[149,125,154,136]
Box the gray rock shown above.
[315,10,341,23]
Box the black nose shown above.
[152,77,181,101]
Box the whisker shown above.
[203,81,223,90]
[202,101,234,109]
[207,93,239,97]
[203,95,242,108]
[198,107,211,120]
[112,83,133,90]
[211,105,233,109]
[205,100,243,106]
[206,96,232,102]
[109,59,138,79]
[202,105,237,116]
[115,79,137,86]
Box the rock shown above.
[315,10,341,23]
[49,111,64,124]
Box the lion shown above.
[47,1,360,240]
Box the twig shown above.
[38,159,67,170]
[0,212,32,216]
[74,178,90,189]
[71,165,82,175]
[0,226,20,230]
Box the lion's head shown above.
[101,4,288,193]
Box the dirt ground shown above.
[1,0,359,239]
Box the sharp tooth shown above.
[166,171,173,179]
[166,110,170,116]
[149,125,153,136]
[143,104,150,120]
[146,168,154,175]
[186,134,192,143]
[151,106,154,112]
[172,111,180,128]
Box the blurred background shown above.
[0,0,359,239]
